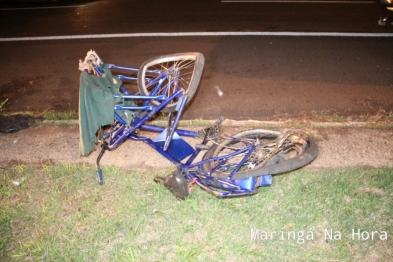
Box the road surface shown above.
[0,0,392,120]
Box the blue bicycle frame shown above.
[92,62,272,198]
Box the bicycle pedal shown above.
[96,169,104,185]
[197,116,224,141]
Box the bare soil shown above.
[0,121,392,172]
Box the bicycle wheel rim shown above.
[137,52,204,113]
[202,129,318,180]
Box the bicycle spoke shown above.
[207,133,309,175]
[138,52,204,113]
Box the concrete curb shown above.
[40,118,393,128]
[1,121,392,172]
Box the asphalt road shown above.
[0,0,392,120]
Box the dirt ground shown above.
[0,121,392,173]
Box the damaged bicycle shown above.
[78,50,318,199]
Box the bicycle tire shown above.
[202,129,318,180]
[137,52,205,113]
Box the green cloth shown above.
[79,65,122,156]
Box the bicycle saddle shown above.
[154,170,189,200]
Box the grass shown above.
[41,110,78,120]
[1,97,392,129]
[32,110,78,127]
[0,165,392,261]
[310,108,393,123]
[0,99,8,115]
[0,98,77,121]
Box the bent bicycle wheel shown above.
[202,129,318,180]
[137,52,205,113]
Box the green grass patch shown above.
[41,110,78,120]
[0,99,8,115]
[0,165,392,261]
